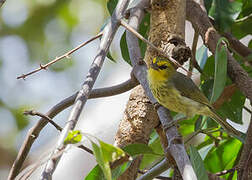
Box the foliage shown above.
[0,0,251,179]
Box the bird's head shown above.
[148,57,176,81]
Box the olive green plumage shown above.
[147,57,240,137]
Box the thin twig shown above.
[17,32,103,80]
[120,19,190,74]
[235,14,252,23]
[137,159,171,180]
[16,148,65,180]
[8,77,138,180]
[215,167,236,176]
[41,1,130,179]
[0,0,6,8]
[24,110,62,131]
[184,129,202,144]
[188,31,201,77]
[243,106,252,114]
[77,145,93,155]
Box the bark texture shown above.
[145,0,190,67]
[115,85,159,179]
[238,113,252,180]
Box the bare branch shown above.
[17,33,103,80]
[0,0,5,8]
[41,1,131,178]
[215,167,236,176]
[137,158,171,180]
[8,77,137,180]
[24,110,62,131]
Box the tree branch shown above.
[125,0,197,179]
[186,0,252,102]
[0,0,5,8]
[223,32,252,59]
[24,110,62,131]
[41,2,130,176]
[137,158,171,180]
[8,77,137,180]
[17,33,103,79]
[238,111,252,179]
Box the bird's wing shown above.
[170,72,211,107]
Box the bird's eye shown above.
[159,65,167,70]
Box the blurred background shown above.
[0,0,250,179]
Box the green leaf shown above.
[231,13,252,39]
[231,0,252,38]
[217,90,246,124]
[196,45,208,69]
[201,78,214,100]
[64,130,82,145]
[107,50,116,62]
[99,140,125,162]
[194,116,204,131]
[122,143,161,157]
[139,14,150,57]
[189,146,209,180]
[91,141,112,180]
[111,162,131,179]
[209,0,243,32]
[204,138,242,175]
[148,132,164,155]
[139,131,164,169]
[86,162,130,180]
[99,18,116,63]
[210,38,228,103]
[179,115,199,136]
[204,0,213,14]
[120,31,131,66]
[85,165,105,180]
[197,138,214,151]
[107,0,118,15]
[90,139,126,180]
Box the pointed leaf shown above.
[189,146,209,180]
[204,138,242,176]
[91,141,112,180]
[196,45,208,69]
[85,165,105,180]
[210,38,228,103]
[107,0,118,16]
[120,31,131,65]
[209,0,242,32]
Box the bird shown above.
[147,57,241,137]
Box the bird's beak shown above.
[150,62,159,70]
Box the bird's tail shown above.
[208,109,241,137]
